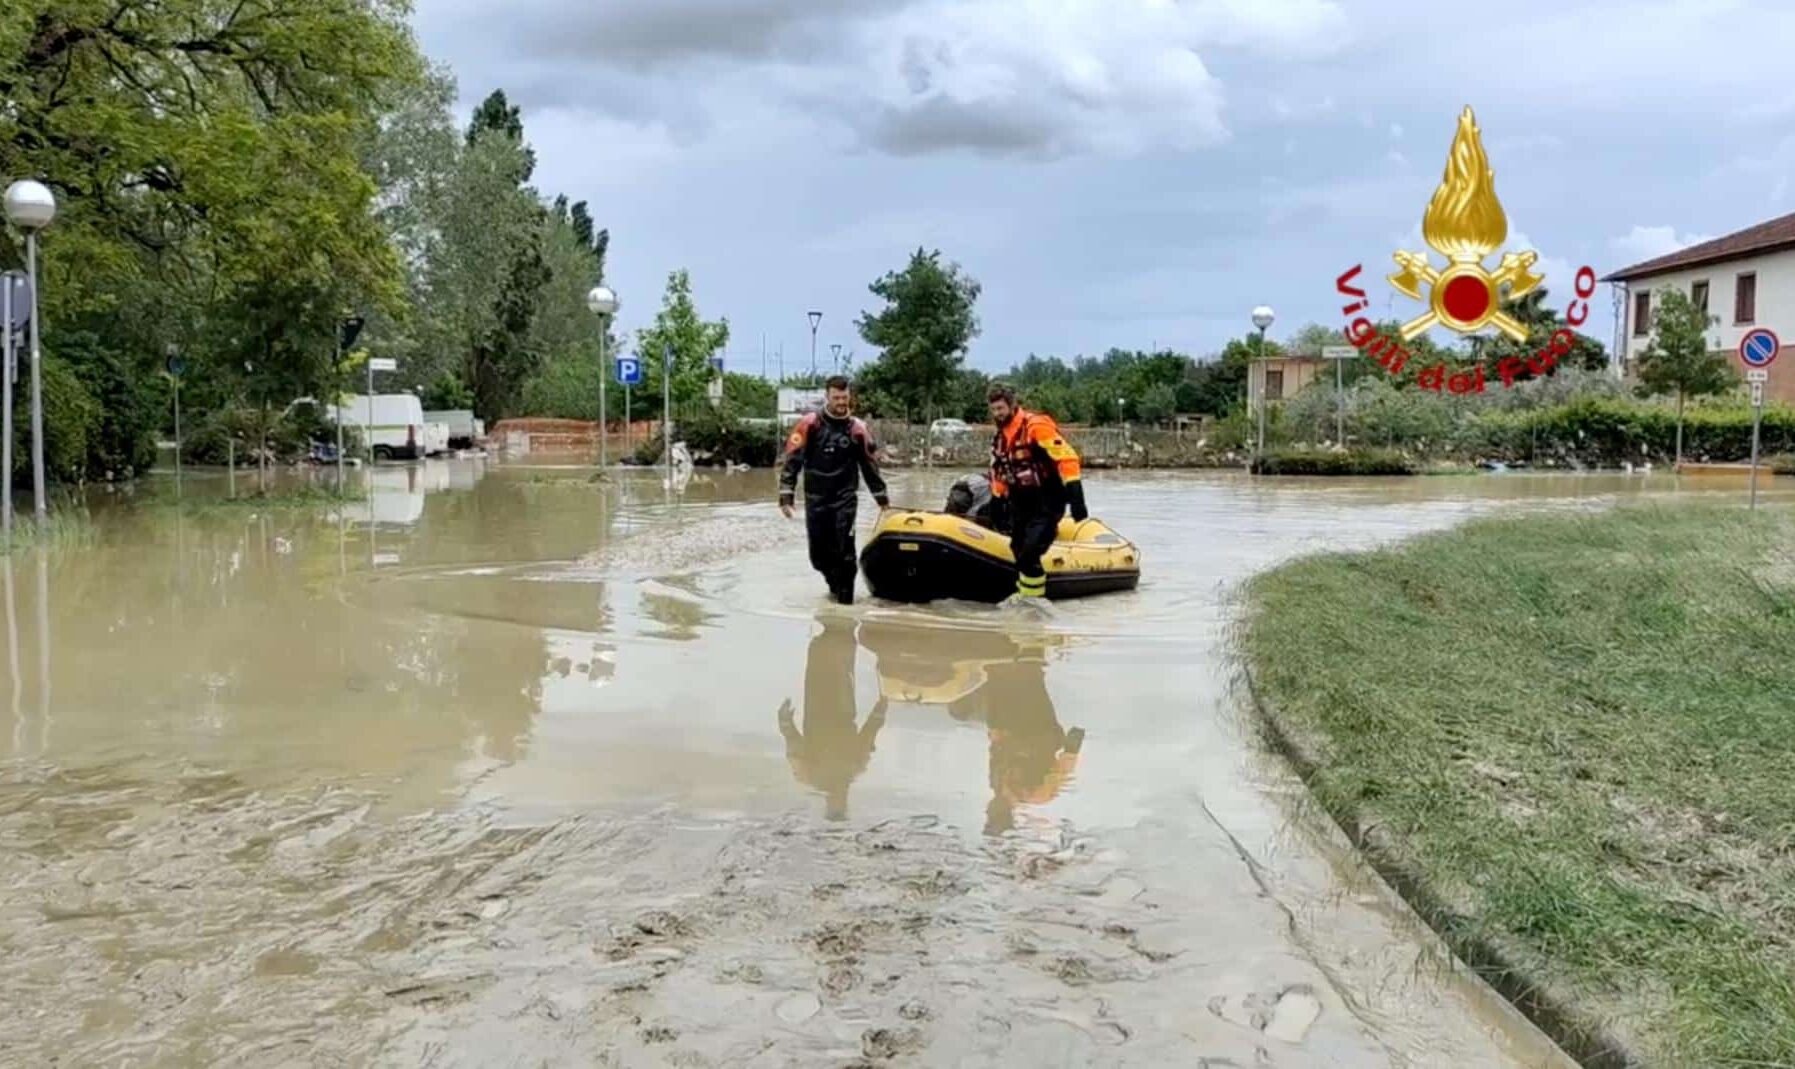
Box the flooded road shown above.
[4,460,1779,1066]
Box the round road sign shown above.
[1740,327,1779,368]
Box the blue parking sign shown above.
[615,356,643,386]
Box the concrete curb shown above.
[1242,669,1647,1069]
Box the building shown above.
[1248,353,1325,414]
[1603,210,1795,404]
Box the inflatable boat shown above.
[859,509,1140,604]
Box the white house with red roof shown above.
[1604,211,1795,404]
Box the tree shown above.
[401,97,550,421]
[635,270,730,410]
[466,88,535,181]
[855,249,982,421]
[0,0,424,483]
[1475,287,1608,381]
[1137,383,1177,424]
[722,373,775,414]
[1636,289,1733,466]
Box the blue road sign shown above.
[708,354,725,374]
[1741,328,1780,368]
[616,356,643,386]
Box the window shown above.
[1633,290,1651,336]
[1691,280,1709,316]
[1265,369,1284,401]
[1735,272,1757,324]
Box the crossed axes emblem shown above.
[1387,250,1544,342]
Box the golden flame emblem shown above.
[1388,107,1542,342]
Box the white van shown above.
[330,393,429,460]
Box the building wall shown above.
[1618,247,1795,404]
[1249,358,1326,410]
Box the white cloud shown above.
[1389,122,1403,139]
[435,0,1352,159]
[1610,225,1716,265]
[835,0,1352,157]
[1385,149,1408,168]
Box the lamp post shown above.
[587,286,619,469]
[6,180,56,522]
[1,270,27,540]
[830,343,843,376]
[1251,306,1275,470]
[807,311,822,380]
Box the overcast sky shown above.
[411,0,1795,375]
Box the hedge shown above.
[1250,446,1416,476]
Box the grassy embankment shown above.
[1241,504,1795,1067]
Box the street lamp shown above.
[830,343,842,375]
[807,311,822,380]
[588,286,619,470]
[1251,306,1275,470]
[5,180,56,522]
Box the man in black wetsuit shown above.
[779,376,890,604]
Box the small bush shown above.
[1251,446,1415,476]
[679,405,780,467]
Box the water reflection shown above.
[4,553,19,754]
[850,620,1086,835]
[778,615,888,821]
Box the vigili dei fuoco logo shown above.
[1335,106,1597,393]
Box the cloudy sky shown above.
[411,0,1795,374]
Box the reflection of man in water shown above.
[778,616,887,821]
[981,649,1083,836]
[856,622,1083,836]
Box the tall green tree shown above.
[1475,287,1608,380]
[855,249,981,421]
[635,270,730,410]
[400,93,549,421]
[0,0,423,483]
[1636,289,1733,467]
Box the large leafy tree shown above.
[1636,288,1733,466]
[635,270,730,410]
[396,93,549,421]
[855,248,982,421]
[0,0,422,481]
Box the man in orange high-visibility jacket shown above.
[985,382,1089,600]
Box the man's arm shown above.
[1030,419,1088,521]
[852,421,890,507]
[778,417,812,514]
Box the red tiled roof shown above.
[1603,211,1795,282]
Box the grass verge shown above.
[1240,503,1795,1067]
[0,500,96,556]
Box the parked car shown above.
[329,393,430,460]
[930,418,974,438]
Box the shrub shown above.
[10,357,102,487]
[678,405,779,467]
[1251,446,1416,476]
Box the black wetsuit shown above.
[779,411,889,603]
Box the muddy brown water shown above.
[3,460,1781,1066]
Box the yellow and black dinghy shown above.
[859,510,1140,604]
